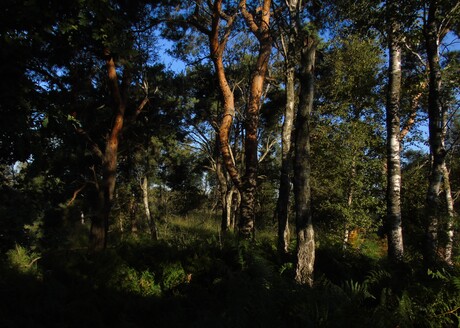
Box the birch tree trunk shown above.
[294,35,317,286]
[442,163,455,265]
[386,2,404,262]
[343,157,356,249]
[141,176,158,240]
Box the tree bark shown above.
[141,176,158,240]
[275,1,298,255]
[294,35,316,286]
[442,163,455,265]
[343,156,357,249]
[386,3,404,262]
[238,0,272,239]
[424,0,446,265]
[208,1,241,190]
[89,50,127,253]
[216,152,230,234]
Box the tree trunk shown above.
[141,176,158,240]
[209,1,241,190]
[424,0,446,265]
[343,156,357,250]
[215,138,230,234]
[276,20,296,255]
[238,0,272,239]
[90,188,109,252]
[225,185,240,230]
[89,50,127,253]
[129,195,138,235]
[294,35,316,286]
[386,5,404,262]
[442,163,455,265]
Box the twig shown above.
[27,257,41,268]
[436,305,460,317]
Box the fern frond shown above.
[364,269,391,287]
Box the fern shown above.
[451,276,460,293]
[364,269,391,287]
[342,279,375,302]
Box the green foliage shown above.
[161,262,187,291]
[6,244,41,276]
[1,219,460,327]
[110,265,161,297]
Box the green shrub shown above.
[161,262,187,291]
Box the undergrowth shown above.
[0,216,459,327]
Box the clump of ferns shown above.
[419,268,460,327]
[309,270,391,325]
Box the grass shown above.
[1,213,460,327]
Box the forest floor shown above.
[1,213,459,327]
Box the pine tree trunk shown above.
[386,7,404,262]
[90,189,109,252]
[209,1,241,191]
[89,50,127,253]
[238,0,272,239]
[215,139,230,234]
[294,35,316,286]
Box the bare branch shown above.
[67,183,88,206]
[258,138,277,163]
[402,39,426,69]
[439,2,460,39]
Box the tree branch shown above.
[67,183,88,206]
[239,0,259,35]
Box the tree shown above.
[423,0,459,264]
[385,0,405,263]
[238,0,273,239]
[183,0,274,239]
[18,0,157,251]
[314,35,385,248]
[273,0,300,255]
[293,26,318,285]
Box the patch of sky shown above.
[156,35,187,74]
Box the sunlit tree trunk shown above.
[238,0,272,239]
[386,2,404,262]
[204,1,241,236]
[294,35,317,286]
[89,50,128,253]
[208,2,241,191]
[442,163,455,265]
